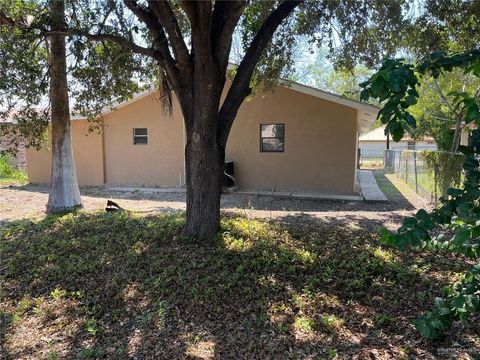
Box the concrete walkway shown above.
[358,170,388,202]
[106,186,186,193]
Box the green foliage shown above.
[294,316,315,331]
[360,59,419,141]
[420,150,465,197]
[85,317,99,336]
[402,0,480,59]
[0,155,26,182]
[360,50,480,141]
[77,347,105,359]
[0,0,150,150]
[412,264,480,339]
[408,69,480,150]
[365,50,480,339]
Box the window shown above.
[260,124,284,152]
[133,128,148,145]
[407,141,415,149]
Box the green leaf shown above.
[413,318,436,339]
[453,230,470,247]
[371,78,386,97]
[360,89,369,101]
[404,95,417,106]
[404,217,418,227]
[447,188,463,197]
[379,227,396,246]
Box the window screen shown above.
[133,128,148,145]
[260,124,284,152]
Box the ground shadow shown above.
[1,211,477,359]
[372,171,417,211]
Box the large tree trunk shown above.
[184,58,225,240]
[185,133,225,240]
[46,0,82,213]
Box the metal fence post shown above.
[397,150,402,179]
[405,153,408,183]
[414,151,419,194]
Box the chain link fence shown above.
[384,149,464,206]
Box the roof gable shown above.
[76,78,379,132]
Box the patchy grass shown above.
[0,211,478,359]
[360,158,384,169]
[0,177,27,186]
[374,171,411,205]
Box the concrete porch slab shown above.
[104,185,369,202]
[291,192,363,201]
[105,186,186,194]
[358,170,388,202]
[236,189,293,198]
[236,188,363,201]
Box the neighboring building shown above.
[26,82,378,195]
[359,125,437,159]
[0,116,26,170]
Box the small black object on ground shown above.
[105,200,125,212]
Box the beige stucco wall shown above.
[226,86,358,194]
[102,93,185,186]
[26,120,104,186]
[27,85,362,194]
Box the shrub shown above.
[0,155,27,181]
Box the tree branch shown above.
[432,79,466,152]
[211,0,247,71]
[186,1,213,63]
[147,0,191,67]
[122,0,187,105]
[78,32,162,60]
[177,1,196,24]
[217,0,302,146]
[432,79,457,114]
[0,11,14,26]
[123,0,176,68]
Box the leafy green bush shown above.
[420,150,465,198]
[0,155,27,181]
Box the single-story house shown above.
[359,125,437,159]
[26,81,378,196]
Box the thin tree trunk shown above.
[432,80,463,153]
[451,113,463,153]
[46,0,81,213]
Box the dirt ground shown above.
[0,175,427,231]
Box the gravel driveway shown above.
[1,181,426,231]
